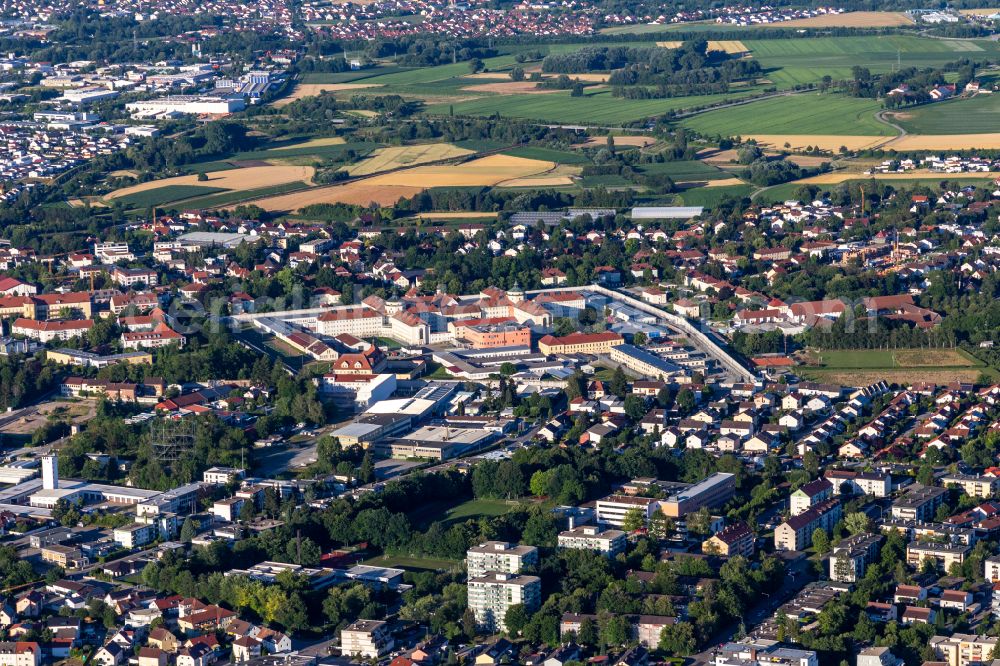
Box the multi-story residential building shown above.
[703,521,755,558]
[339,620,393,659]
[829,533,882,582]
[11,318,92,343]
[537,331,624,355]
[121,324,184,350]
[113,523,158,549]
[558,525,627,557]
[467,573,541,633]
[929,634,999,666]
[714,640,817,666]
[857,647,902,666]
[906,542,970,571]
[985,555,1000,582]
[942,474,1000,499]
[466,542,539,579]
[824,470,892,497]
[790,479,833,516]
[0,642,41,666]
[774,499,842,551]
[595,495,660,528]
[661,473,736,518]
[891,485,948,521]
[93,242,134,264]
[112,266,158,288]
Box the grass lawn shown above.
[428,88,762,124]
[811,348,978,369]
[890,94,1000,135]
[360,554,461,571]
[408,497,521,531]
[116,184,226,208]
[680,93,892,136]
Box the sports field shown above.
[799,348,993,385]
[346,143,473,176]
[888,94,1000,135]
[680,94,893,137]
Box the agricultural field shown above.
[679,93,894,137]
[428,88,762,124]
[249,154,555,211]
[502,145,591,164]
[346,143,473,176]
[887,94,1000,135]
[274,82,382,106]
[639,160,733,181]
[799,348,993,385]
[112,185,226,209]
[104,165,316,203]
[745,35,1000,87]
[767,11,913,27]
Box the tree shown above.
[610,366,628,397]
[577,617,598,646]
[179,517,197,542]
[462,607,477,640]
[358,451,375,484]
[499,362,517,377]
[509,66,525,81]
[599,614,630,647]
[275,592,309,634]
[624,395,646,421]
[468,58,484,74]
[686,507,712,536]
[504,604,529,636]
[659,621,696,656]
[648,511,670,540]
[239,499,255,523]
[844,511,872,535]
[622,507,646,532]
[812,528,830,555]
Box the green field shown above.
[747,35,1000,87]
[677,183,753,206]
[502,145,590,164]
[407,497,521,531]
[640,160,731,180]
[429,88,761,124]
[757,176,995,203]
[176,182,311,210]
[116,185,225,208]
[360,554,461,571]
[680,93,893,136]
[891,94,1000,134]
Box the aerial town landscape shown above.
[4,0,1000,666]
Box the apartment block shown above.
[891,485,947,521]
[774,499,842,551]
[829,533,882,582]
[929,634,999,666]
[703,521,755,558]
[558,525,627,557]
[942,474,999,499]
[467,573,541,633]
[340,620,393,659]
[466,542,539,579]
[595,495,660,528]
[906,542,970,571]
[790,478,833,516]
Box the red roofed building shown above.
[538,331,623,356]
[12,318,93,343]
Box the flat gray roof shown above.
[630,206,704,219]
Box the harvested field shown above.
[104,165,315,201]
[274,83,382,106]
[109,170,139,178]
[741,134,889,151]
[888,134,1000,150]
[462,81,561,94]
[582,135,656,147]
[959,7,1000,14]
[704,177,746,187]
[405,211,499,219]
[795,169,1000,184]
[271,137,345,151]
[257,182,423,210]
[347,143,473,176]
[658,40,748,53]
[252,155,553,211]
[497,176,574,187]
[785,154,835,167]
[771,11,912,27]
